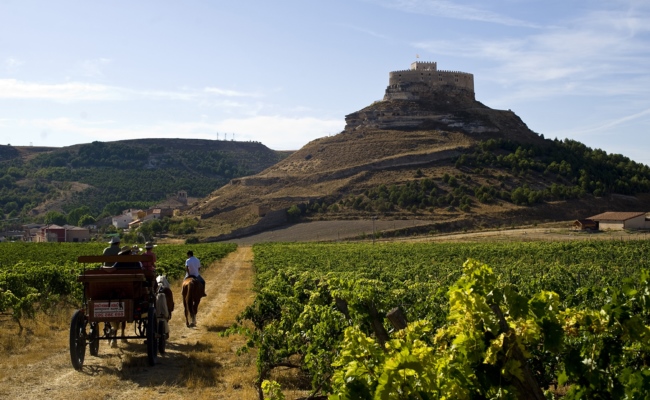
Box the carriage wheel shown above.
[158,320,166,355]
[89,322,100,356]
[146,307,158,366]
[69,310,87,370]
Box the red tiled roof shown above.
[588,211,646,221]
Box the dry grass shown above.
[0,247,263,400]
[0,306,69,368]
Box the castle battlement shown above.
[437,70,472,76]
[384,61,475,101]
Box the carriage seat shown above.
[76,254,154,301]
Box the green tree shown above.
[137,223,154,241]
[287,205,301,222]
[44,211,67,225]
[67,206,92,226]
[78,214,96,227]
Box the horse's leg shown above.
[193,297,200,326]
[120,321,127,342]
[109,321,118,347]
[188,298,194,327]
[183,296,190,327]
[182,282,190,327]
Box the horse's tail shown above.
[182,279,190,309]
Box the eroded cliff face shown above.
[344,86,538,144]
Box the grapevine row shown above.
[232,241,650,399]
[0,242,237,326]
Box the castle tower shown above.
[177,190,188,205]
[384,61,474,101]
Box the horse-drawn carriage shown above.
[69,254,172,370]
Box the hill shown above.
[185,62,650,240]
[0,139,287,225]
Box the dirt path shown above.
[0,247,259,400]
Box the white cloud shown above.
[203,87,263,97]
[5,57,24,73]
[0,79,262,104]
[367,0,540,28]
[338,23,391,40]
[0,79,126,101]
[413,5,650,95]
[79,58,112,78]
[555,107,650,138]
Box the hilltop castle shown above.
[344,61,534,137]
[383,61,475,101]
[344,61,480,131]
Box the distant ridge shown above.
[0,138,287,222]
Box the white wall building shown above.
[112,214,133,229]
[588,211,648,231]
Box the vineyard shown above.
[233,241,650,399]
[0,242,237,328]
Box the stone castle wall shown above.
[385,61,474,100]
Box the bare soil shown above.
[0,247,270,400]
[224,219,650,245]
[226,219,435,245]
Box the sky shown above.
[1,0,649,164]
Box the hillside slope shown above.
[0,139,287,222]
[186,72,650,240]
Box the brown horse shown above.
[182,277,203,327]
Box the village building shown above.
[63,225,91,242]
[112,214,133,229]
[31,224,90,242]
[128,208,170,229]
[573,219,599,231]
[587,211,649,231]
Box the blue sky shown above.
[1,0,649,164]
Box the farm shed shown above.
[587,211,648,231]
[573,219,599,231]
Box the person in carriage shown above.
[108,245,143,347]
[138,241,158,292]
[102,236,121,266]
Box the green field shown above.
[240,241,650,399]
[0,242,236,321]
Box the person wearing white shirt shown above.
[185,250,206,297]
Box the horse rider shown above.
[185,250,206,297]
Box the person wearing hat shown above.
[102,236,121,266]
[113,245,143,270]
[109,244,142,347]
[141,242,157,273]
